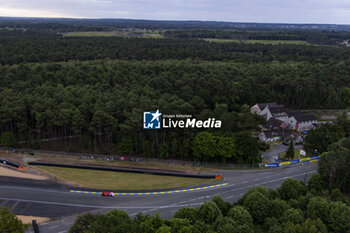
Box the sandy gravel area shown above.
[16,215,50,224]
[0,166,48,180]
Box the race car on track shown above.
[102,192,115,197]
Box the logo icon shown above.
[143,110,162,129]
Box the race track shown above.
[0,163,317,233]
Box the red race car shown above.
[101,192,115,197]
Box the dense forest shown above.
[0,20,350,163]
[304,114,350,193]
[2,31,350,65]
[164,29,350,45]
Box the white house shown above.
[259,105,289,122]
[287,114,317,131]
[250,102,278,115]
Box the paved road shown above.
[0,163,317,233]
[263,143,302,162]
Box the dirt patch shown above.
[16,215,50,224]
[0,166,48,180]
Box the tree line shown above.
[1,28,350,162]
[164,29,350,45]
[304,114,350,193]
[1,30,350,66]
[1,59,350,162]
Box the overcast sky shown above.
[0,0,350,24]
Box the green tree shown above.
[69,213,98,233]
[216,136,236,162]
[242,191,271,223]
[318,138,350,192]
[238,186,272,205]
[87,209,136,233]
[304,124,344,154]
[155,225,171,233]
[282,221,303,233]
[300,218,327,233]
[192,132,216,161]
[0,207,28,233]
[198,201,222,224]
[326,201,350,233]
[278,178,307,200]
[211,196,231,216]
[227,205,253,229]
[0,131,16,147]
[285,140,295,160]
[269,199,290,219]
[170,218,195,233]
[307,197,329,223]
[307,173,326,194]
[173,207,198,224]
[280,208,303,225]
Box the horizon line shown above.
[0,16,349,26]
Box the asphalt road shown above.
[0,163,317,233]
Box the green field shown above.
[63,30,163,38]
[34,166,216,190]
[204,38,309,45]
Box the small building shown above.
[284,131,304,144]
[265,118,288,131]
[288,114,317,131]
[250,102,278,115]
[259,105,289,122]
[259,131,281,142]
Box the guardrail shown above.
[0,159,24,170]
[265,156,319,168]
[28,161,217,179]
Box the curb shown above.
[70,183,229,196]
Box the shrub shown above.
[173,207,198,223]
[307,173,326,194]
[227,205,253,228]
[0,207,28,233]
[242,191,271,223]
[198,201,222,224]
[279,178,307,200]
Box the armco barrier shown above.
[265,156,319,168]
[0,159,23,169]
[265,163,279,167]
[289,159,300,164]
[279,161,290,166]
[28,162,216,179]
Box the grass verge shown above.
[279,148,305,161]
[204,38,309,45]
[63,30,163,38]
[34,165,216,190]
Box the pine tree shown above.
[285,140,295,160]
